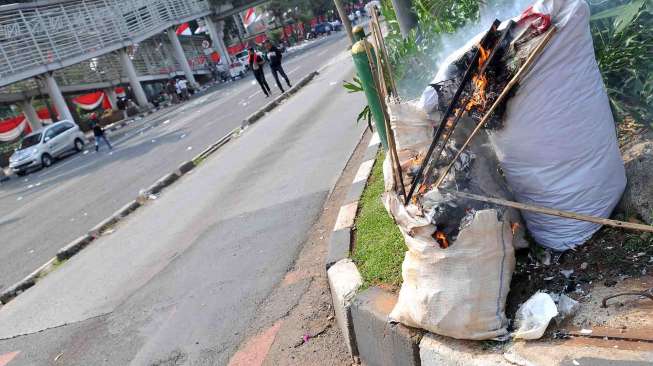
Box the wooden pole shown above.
[444,190,653,233]
[433,27,557,189]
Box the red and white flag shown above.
[243,7,261,28]
[176,22,192,36]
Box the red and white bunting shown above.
[0,115,31,142]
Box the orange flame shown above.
[434,231,449,249]
[511,222,520,235]
[466,45,490,111]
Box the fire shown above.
[466,45,490,111]
[434,231,449,249]
[511,222,520,235]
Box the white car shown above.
[234,50,250,69]
[229,61,247,79]
[9,120,86,176]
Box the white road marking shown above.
[288,67,301,74]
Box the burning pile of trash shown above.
[381,0,629,340]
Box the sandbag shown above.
[489,0,626,250]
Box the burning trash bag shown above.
[419,0,626,251]
[383,102,519,340]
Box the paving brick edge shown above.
[0,70,321,305]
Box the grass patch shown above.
[352,151,405,290]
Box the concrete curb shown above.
[325,133,380,271]
[351,287,423,366]
[56,234,94,261]
[327,258,363,358]
[323,132,381,362]
[0,69,322,306]
[0,257,56,304]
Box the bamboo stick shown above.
[444,190,653,233]
[433,26,557,189]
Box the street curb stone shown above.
[327,258,363,358]
[0,68,323,305]
[176,161,196,175]
[345,181,367,205]
[112,200,141,219]
[56,234,94,261]
[147,172,180,195]
[88,216,119,238]
[0,257,57,304]
[325,228,351,270]
[350,287,423,366]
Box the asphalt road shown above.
[0,31,365,365]
[0,32,350,292]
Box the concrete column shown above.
[390,0,418,38]
[104,87,118,110]
[333,0,354,44]
[43,73,74,123]
[20,99,42,131]
[204,16,231,65]
[118,49,150,109]
[166,28,198,88]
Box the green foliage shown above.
[343,77,373,130]
[591,0,653,126]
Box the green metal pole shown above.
[351,40,388,150]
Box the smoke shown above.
[399,0,533,97]
[430,0,533,72]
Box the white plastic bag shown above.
[513,292,558,340]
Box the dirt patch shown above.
[258,129,373,366]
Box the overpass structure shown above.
[0,0,266,129]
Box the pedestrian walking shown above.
[248,47,271,97]
[175,79,184,101]
[264,40,292,93]
[90,113,113,152]
[179,78,190,100]
[166,79,179,104]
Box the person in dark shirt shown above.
[248,47,271,97]
[264,40,292,93]
[90,113,113,152]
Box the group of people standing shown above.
[165,78,191,104]
[249,40,292,98]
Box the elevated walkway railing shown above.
[0,0,212,88]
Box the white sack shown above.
[489,0,626,250]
